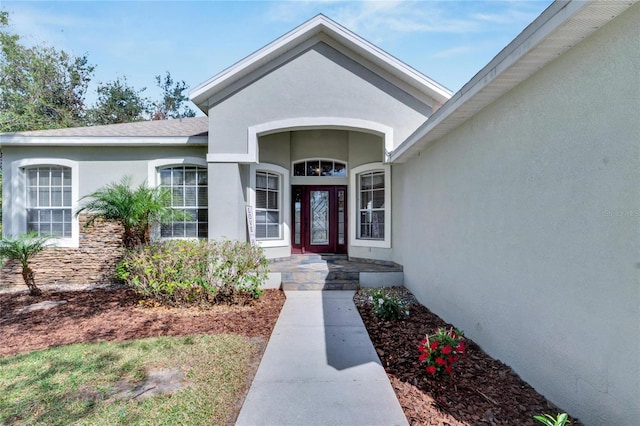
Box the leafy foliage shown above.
[534,413,570,426]
[370,288,409,320]
[88,77,149,125]
[0,11,94,132]
[115,239,267,305]
[151,71,196,120]
[76,176,183,249]
[0,12,196,132]
[0,231,51,295]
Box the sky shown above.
[1,0,554,112]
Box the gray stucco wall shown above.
[208,42,431,155]
[2,145,207,238]
[393,4,639,424]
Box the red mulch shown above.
[0,287,285,358]
[1,285,580,425]
[355,288,581,425]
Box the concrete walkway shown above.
[236,290,408,426]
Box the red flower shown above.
[421,338,427,345]
[426,365,437,374]
[436,357,446,365]
[455,342,465,353]
[442,345,452,355]
[430,341,439,350]
[419,353,427,362]
[453,356,459,362]
[445,365,452,374]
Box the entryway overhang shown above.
[206,117,394,164]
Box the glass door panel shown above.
[310,190,329,245]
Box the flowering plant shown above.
[370,288,409,320]
[419,327,466,376]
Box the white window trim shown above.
[148,158,208,240]
[147,157,208,184]
[249,163,290,248]
[349,162,391,249]
[11,158,80,248]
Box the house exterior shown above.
[1,1,638,424]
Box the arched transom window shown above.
[292,159,347,177]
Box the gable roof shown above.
[190,14,452,112]
[0,117,208,146]
[390,0,638,162]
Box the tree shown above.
[76,176,183,249]
[151,71,196,120]
[0,232,51,296]
[88,77,150,125]
[0,11,94,132]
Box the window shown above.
[159,166,208,238]
[255,171,280,239]
[358,171,385,240]
[292,159,347,177]
[26,166,72,238]
[350,162,390,248]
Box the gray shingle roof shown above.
[1,116,209,138]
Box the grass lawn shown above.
[0,334,258,425]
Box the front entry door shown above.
[292,185,347,254]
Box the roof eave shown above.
[0,135,208,147]
[390,0,636,163]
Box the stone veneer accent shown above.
[0,215,125,289]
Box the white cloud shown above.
[265,0,545,39]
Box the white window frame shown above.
[249,163,290,248]
[148,158,208,240]
[349,162,391,249]
[11,158,80,248]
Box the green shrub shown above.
[115,239,267,305]
[534,413,570,426]
[370,288,409,320]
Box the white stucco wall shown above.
[208,42,431,156]
[393,4,639,425]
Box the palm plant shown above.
[0,231,51,296]
[76,176,181,249]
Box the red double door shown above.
[291,185,347,254]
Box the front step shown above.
[282,281,359,291]
[269,254,403,291]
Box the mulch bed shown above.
[0,287,285,358]
[355,287,581,425]
[1,285,580,425]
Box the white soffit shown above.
[189,14,452,111]
[391,0,637,163]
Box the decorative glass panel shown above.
[294,188,302,245]
[310,190,329,245]
[338,190,345,245]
